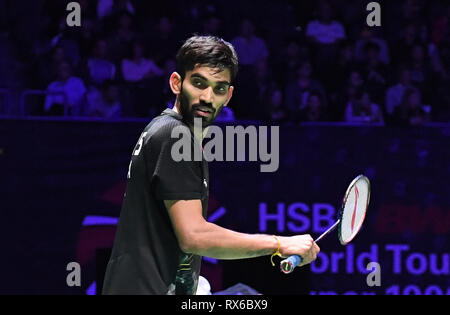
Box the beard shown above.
[179,86,217,128]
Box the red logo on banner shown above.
[351,186,359,233]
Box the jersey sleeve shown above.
[147,127,204,201]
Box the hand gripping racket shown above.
[280,174,371,274]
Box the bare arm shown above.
[165,200,319,265]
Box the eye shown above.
[192,79,205,88]
[215,86,227,94]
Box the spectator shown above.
[177,0,219,34]
[299,91,329,122]
[359,41,389,106]
[345,90,384,124]
[85,80,122,119]
[385,66,413,116]
[107,11,137,63]
[275,37,310,86]
[231,18,270,120]
[285,60,326,118]
[392,87,431,126]
[333,69,365,121]
[148,16,180,65]
[32,15,82,75]
[306,1,346,86]
[305,1,346,45]
[121,40,164,117]
[44,61,86,116]
[326,40,355,97]
[86,39,116,85]
[231,18,269,66]
[36,45,67,88]
[121,40,163,82]
[254,58,273,107]
[387,0,427,44]
[391,23,421,66]
[73,17,97,58]
[408,43,433,101]
[399,0,427,33]
[283,38,302,77]
[264,87,286,124]
[354,27,390,65]
[97,0,135,20]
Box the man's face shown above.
[178,65,233,128]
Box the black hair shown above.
[176,35,239,83]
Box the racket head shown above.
[338,175,370,245]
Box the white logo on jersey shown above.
[128,132,148,179]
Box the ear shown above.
[223,86,234,107]
[169,72,182,95]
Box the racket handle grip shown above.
[280,255,302,274]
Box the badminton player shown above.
[102,36,320,295]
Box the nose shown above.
[199,86,214,105]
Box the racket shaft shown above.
[314,220,340,242]
[280,220,340,274]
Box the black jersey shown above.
[102,108,209,295]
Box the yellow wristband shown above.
[270,235,282,266]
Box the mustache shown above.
[192,103,215,114]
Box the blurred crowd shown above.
[0,0,449,126]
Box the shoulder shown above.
[144,114,190,148]
[68,77,86,88]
